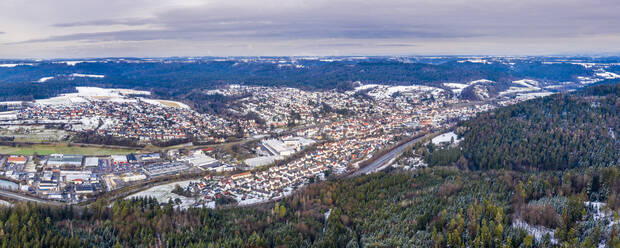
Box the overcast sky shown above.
[0,0,619,58]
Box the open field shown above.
[0,144,139,155]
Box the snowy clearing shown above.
[127,180,204,209]
[596,71,620,79]
[432,131,461,145]
[37,76,54,83]
[512,218,557,244]
[513,79,539,88]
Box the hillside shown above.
[427,82,619,171]
[2,167,619,247]
[0,57,604,103]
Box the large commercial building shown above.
[46,154,84,167]
[261,139,295,156]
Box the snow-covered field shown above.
[432,131,461,145]
[457,58,492,64]
[499,87,539,95]
[512,79,539,88]
[71,73,105,78]
[596,71,620,79]
[443,79,493,95]
[126,180,209,209]
[38,76,55,83]
[0,63,34,68]
[35,87,164,107]
[139,98,190,109]
[348,84,444,99]
[515,92,554,101]
[442,83,469,94]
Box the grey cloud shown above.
[53,18,154,27]
[39,0,619,44]
[376,44,417,47]
[3,0,620,57]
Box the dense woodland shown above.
[1,167,620,247]
[422,83,620,171]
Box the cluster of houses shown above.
[0,84,511,206]
[2,98,248,144]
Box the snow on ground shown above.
[56,61,84,66]
[515,92,554,101]
[578,76,603,84]
[472,85,490,99]
[499,87,539,95]
[37,76,54,83]
[139,98,190,109]
[71,73,104,78]
[513,79,539,88]
[127,180,203,209]
[366,85,444,99]
[36,95,89,105]
[443,79,493,95]
[596,71,620,79]
[236,186,295,206]
[512,218,557,244]
[0,199,12,207]
[572,62,597,68]
[443,83,469,94]
[469,79,494,84]
[75,87,149,96]
[0,63,34,68]
[432,131,461,145]
[345,84,380,95]
[354,84,379,91]
[457,59,491,64]
[35,87,152,106]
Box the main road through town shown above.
[0,189,61,205]
[348,135,426,178]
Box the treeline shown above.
[1,167,619,247]
[429,83,619,171]
[71,131,143,147]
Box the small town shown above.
[0,83,537,206]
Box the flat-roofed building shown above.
[261,139,295,156]
[111,155,128,165]
[46,154,83,167]
[181,150,220,169]
[84,157,99,168]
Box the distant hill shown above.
[445,81,620,171]
[0,57,602,103]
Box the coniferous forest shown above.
[438,83,619,171]
[1,167,620,247]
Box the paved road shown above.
[0,190,60,205]
[349,136,425,177]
